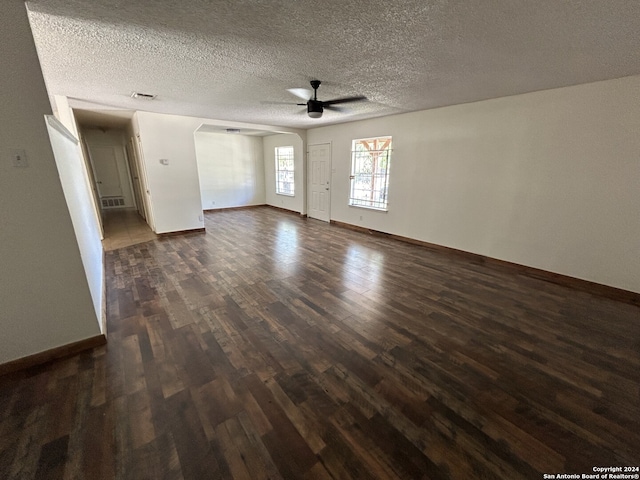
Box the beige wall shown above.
[0,1,101,364]
[307,75,640,294]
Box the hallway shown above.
[101,208,156,251]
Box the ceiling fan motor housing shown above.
[307,99,323,118]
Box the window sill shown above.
[276,193,295,197]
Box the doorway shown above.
[84,129,135,210]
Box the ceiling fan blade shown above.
[287,88,313,100]
[261,101,301,105]
[323,95,367,106]
[324,105,345,112]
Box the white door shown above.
[307,143,331,222]
[90,145,123,198]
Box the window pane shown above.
[275,146,295,195]
[349,136,391,210]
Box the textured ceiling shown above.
[26,0,640,129]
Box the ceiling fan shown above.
[284,80,367,118]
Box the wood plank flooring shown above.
[1,206,639,479]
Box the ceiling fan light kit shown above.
[307,100,323,118]
[283,80,367,119]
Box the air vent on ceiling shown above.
[226,128,241,134]
[131,92,156,100]
[101,197,125,208]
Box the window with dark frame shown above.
[275,146,295,196]
[349,136,392,210]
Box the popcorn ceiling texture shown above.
[26,0,640,128]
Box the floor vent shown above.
[101,197,125,208]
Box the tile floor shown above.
[101,208,156,251]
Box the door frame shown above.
[126,137,147,220]
[85,137,135,208]
[135,134,156,232]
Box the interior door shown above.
[89,145,123,198]
[307,143,331,222]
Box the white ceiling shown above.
[195,124,282,137]
[26,0,640,129]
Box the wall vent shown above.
[101,197,125,208]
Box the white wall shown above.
[46,116,104,332]
[307,75,640,294]
[195,132,265,210]
[264,133,305,214]
[53,94,80,139]
[135,111,205,234]
[83,128,135,208]
[0,2,101,364]
[53,95,104,238]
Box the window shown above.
[349,136,392,210]
[275,146,295,196]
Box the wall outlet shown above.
[359,215,363,221]
[11,149,28,168]
[198,214,203,222]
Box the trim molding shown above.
[204,204,267,213]
[204,205,307,218]
[330,220,640,306]
[45,115,79,144]
[266,205,304,217]
[0,334,107,377]
[101,249,108,337]
[158,227,206,237]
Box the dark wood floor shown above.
[1,206,639,479]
